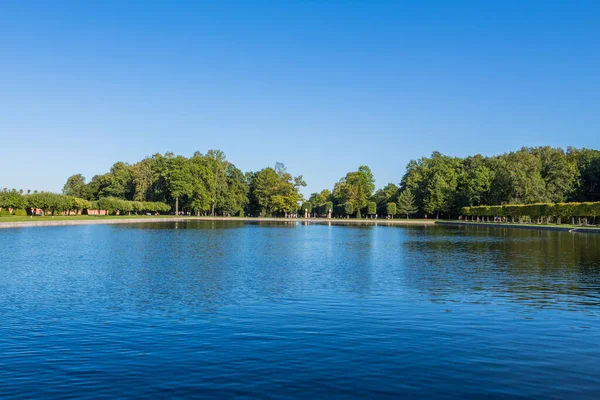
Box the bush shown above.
[386,202,397,216]
[301,202,312,214]
[367,201,376,215]
[95,197,170,215]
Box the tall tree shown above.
[333,165,375,214]
[102,162,135,200]
[204,149,228,216]
[222,163,249,216]
[252,164,302,217]
[132,158,156,201]
[569,147,600,201]
[62,174,89,199]
[165,155,193,215]
[397,190,418,219]
[188,154,211,215]
[504,148,545,204]
[422,152,462,218]
[400,158,428,213]
[458,155,494,207]
[534,146,579,202]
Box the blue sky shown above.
[1,1,599,196]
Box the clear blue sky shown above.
[1,1,599,196]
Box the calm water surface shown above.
[1,221,600,398]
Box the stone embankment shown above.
[0,217,436,229]
[436,221,600,234]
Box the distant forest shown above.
[2,146,599,218]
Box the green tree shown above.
[308,190,333,216]
[188,154,211,215]
[0,190,7,212]
[367,201,376,216]
[485,156,512,205]
[457,155,494,207]
[202,149,228,216]
[0,189,24,213]
[397,190,418,218]
[505,148,546,204]
[321,201,334,217]
[301,201,312,216]
[132,158,156,201]
[85,174,105,201]
[386,202,397,218]
[373,183,399,215]
[344,201,354,217]
[333,165,375,215]
[308,192,326,213]
[252,164,302,217]
[534,146,578,202]
[222,164,249,216]
[165,155,193,215]
[569,147,600,201]
[253,167,281,216]
[422,152,462,218]
[100,162,135,200]
[400,158,429,215]
[62,174,89,199]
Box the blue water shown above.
[1,221,600,398]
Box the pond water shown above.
[1,221,600,398]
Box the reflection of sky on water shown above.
[3,222,599,314]
[2,223,600,398]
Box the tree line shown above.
[400,146,600,218]
[61,150,305,217]
[308,146,599,219]
[2,146,600,218]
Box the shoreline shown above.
[3,217,599,233]
[0,216,436,229]
[437,220,600,234]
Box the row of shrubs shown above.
[300,200,399,218]
[336,202,398,217]
[94,197,170,214]
[0,190,170,216]
[462,202,600,224]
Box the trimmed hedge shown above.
[367,201,377,215]
[94,197,170,215]
[1,190,170,216]
[301,201,312,213]
[386,202,397,216]
[462,202,600,223]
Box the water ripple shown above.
[1,223,600,398]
